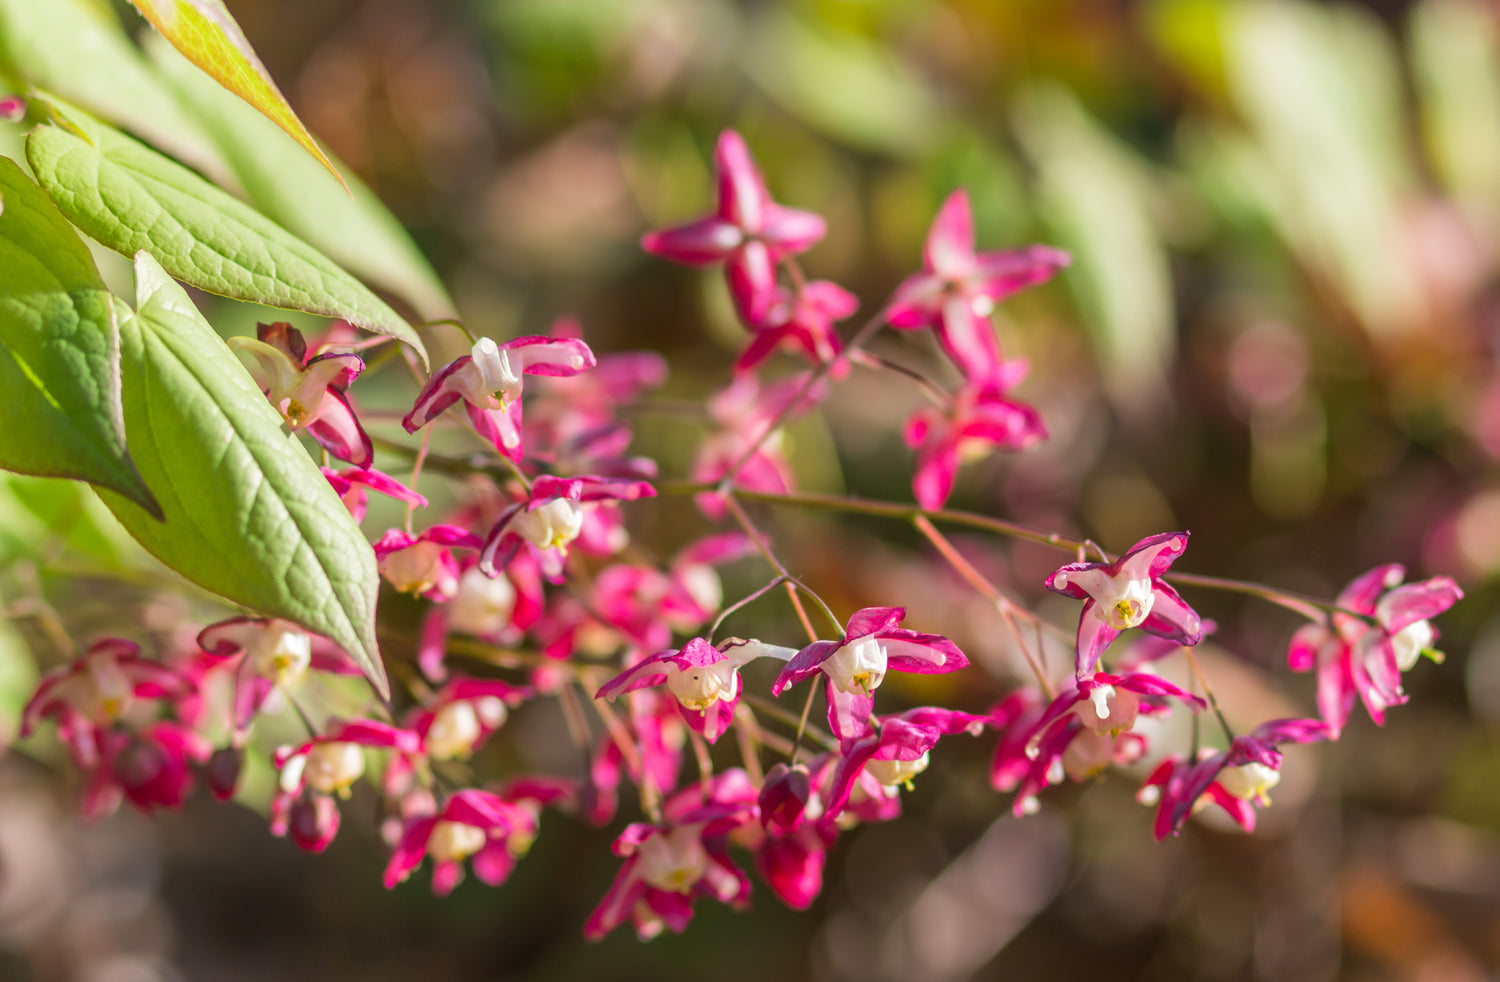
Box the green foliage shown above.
[124,0,346,187]
[0,155,158,515]
[25,103,427,366]
[145,33,455,322]
[97,253,387,698]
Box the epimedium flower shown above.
[734,280,857,375]
[407,678,531,762]
[1138,718,1330,840]
[416,553,545,682]
[772,607,969,745]
[824,707,990,820]
[79,721,212,820]
[641,129,826,325]
[402,334,597,461]
[591,532,757,652]
[321,466,427,523]
[692,372,825,518]
[583,769,758,941]
[383,789,541,896]
[905,364,1049,510]
[229,322,372,467]
[888,190,1071,384]
[22,638,193,769]
[196,616,363,735]
[479,475,656,582]
[374,525,484,601]
[1285,564,1462,737]
[1045,532,1203,676]
[998,671,1205,817]
[271,720,421,853]
[596,637,798,742]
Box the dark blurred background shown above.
[4,0,1500,979]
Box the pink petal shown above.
[641,217,741,265]
[924,190,976,279]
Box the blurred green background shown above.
[4,0,1500,979]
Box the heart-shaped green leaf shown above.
[146,32,455,323]
[0,154,158,515]
[25,105,427,366]
[98,251,388,698]
[124,0,346,189]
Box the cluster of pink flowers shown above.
[16,129,1463,941]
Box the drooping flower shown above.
[1285,564,1462,736]
[271,720,421,852]
[596,637,797,742]
[80,721,212,820]
[383,789,541,895]
[407,678,530,762]
[402,334,596,461]
[772,607,968,745]
[479,475,655,582]
[824,707,990,820]
[888,191,1070,383]
[195,617,362,733]
[230,322,372,467]
[583,770,758,941]
[692,372,824,518]
[1045,532,1203,676]
[22,638,193,768]
[998,671,1204,817]
[904,365,1048,510]
[1138,718,1330,840]
[373,525,484,601]
[641,130,826,324]
[591,532,756,653]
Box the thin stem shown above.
[733,703,766,786]
[848,349,949,407]
[1167,572,1377,625]
[722,492,841,635]
[588,691,643,781]
[708,576,788,642]
[556,681,592,749]
[913,515,1057,699]
[791,682,819,764]
[1183,645,1235,742]
[418,317,477,344]
[741,693,839,753]
[406,426,431,535]
[688,728,714,800]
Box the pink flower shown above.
[416,554,545,681]
[1138,718,1330,839]
[641,130,826,324]
[888,191,1069,383]
[407,678,530,762]
[583,770,758,941]
[229,322,372,467]
[479,475,655,582]
[1045,532,1203,676]
[81,721,212,820]
[596,637,796,742]
[383,789,541,895]
[824,707,990,819]
[403,335,596,461]
[1285,564,1462,736]
[591,533,757,652]
[1000,671,1204,817]
[905,365,1048,510]
[583,689,686,827]
[196,616,362,733]
[272,719,420,852]
[753,821,835,910]
[22,638,192,768]
[772,607,969,745]
[735,281,857,374]
[321,466,427,523]
[374,525,484,601]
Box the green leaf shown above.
[123,0,346,189]
[24,105,427,366]
[0,154,159,515]
[0,0,228,183]
[145,32,455,323]
[98,251,388,698]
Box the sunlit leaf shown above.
[97,251,387,698]
[124,0,345,188]
[0,154,158,515]
[25,103,427,365]
[146,33,454,322]
[0,0,227,182]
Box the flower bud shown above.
[207,746,244,802]
[759,763,812,834]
